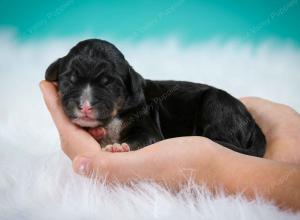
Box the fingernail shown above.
[74,157,90,175]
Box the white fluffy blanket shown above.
[0,32,299,219]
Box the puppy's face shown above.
[58,58,126,128]
[45,39,143,127]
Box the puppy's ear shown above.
[127,66,144,95]
[45,58,61,81]
[123,66,145,109]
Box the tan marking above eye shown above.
[70,74,77,83]
[101,77,109,85]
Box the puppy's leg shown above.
[197,88,266,157]
[103,143,130,153]
[119,115,163,151]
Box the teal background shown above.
[0,0,300,44]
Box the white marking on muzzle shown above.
[80,84,93,107]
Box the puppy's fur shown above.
[45,39,266,156]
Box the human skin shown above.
[39,80,300,211]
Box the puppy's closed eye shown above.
[96,75,115,86]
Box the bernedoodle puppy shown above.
[45,39,266,156]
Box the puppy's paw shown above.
[103,143,130,153]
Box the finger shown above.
[240,96,269,106]
[72,152,140,181]
[240,97,300,163]
[72,137,218,185]
[72,137,199,179]
[71,139,163,183]
[39,80,77,132]
[240,96,298,116]
[240,97,299,134]
[88,127,107,140]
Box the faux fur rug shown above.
[0,32,299,219]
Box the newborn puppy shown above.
[45,39,266,156]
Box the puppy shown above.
[45,39,266,156]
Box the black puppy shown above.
[45,39,266,156]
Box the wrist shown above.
[189,137,220,187]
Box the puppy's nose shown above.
[80,102,93,115]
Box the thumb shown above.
[72,153,111,177]
[72,156,92,176]
[72,151,143,182]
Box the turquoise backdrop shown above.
[0,0,299,44]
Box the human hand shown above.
[40,80,300,184]
[40,85,300,210]
[241,97,300,163]
[40,81,102,159]
[40,80,222,185]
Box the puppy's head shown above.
[45,39,144,127]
